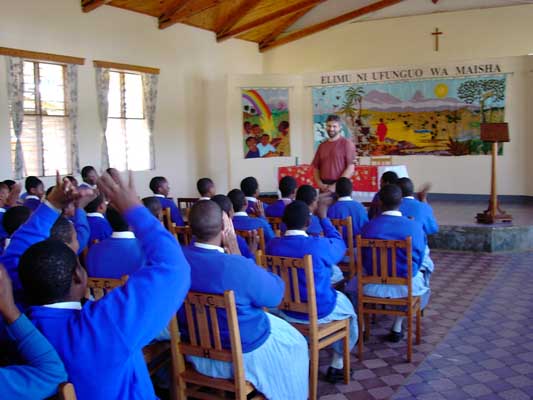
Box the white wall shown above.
[259,4,533,195]
[0,0,263,197]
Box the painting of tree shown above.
[457,79,505,122]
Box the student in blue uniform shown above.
[0,182,11,252]
[240,176,268,215]
[1,206,31,252]
[211,194,255,260]
[149,176,185,226]
[22,176,44,212]
[84,194,112,244]
[265,176,297,218]
[295,185,324,236]
[86,206,145,278]
[266,200,358,383]
[78,165,98,190]
[18,171,191,400]
[359,184,429,342]
[327,177,368,242]
[196,177,216,201]
[368,171,399,220]
[0,263,67,400]
[180,200,308,400]
[228,189,275,243]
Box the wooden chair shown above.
[169,290,263,400]
[256,252,350,400]
[330,216,356,282]
[235,227,265,255]
[370,156,393,165]
[356,235,421,362]
[85,275,172,376]
[266,216,282,237]
[162,207,173,231]
[171,223,193,246]
[177,197,198,211]
[257,195,277,206]
[51,382,76,400]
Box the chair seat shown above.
[181,368,257,394]
[360,295,421,308]
[292,319,349,344]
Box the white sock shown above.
[330,352,343,369]
[392,316,404,333]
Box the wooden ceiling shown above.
[81,0,404,51]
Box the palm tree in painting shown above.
[339,86,365,129]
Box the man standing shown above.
[312,115,356,192]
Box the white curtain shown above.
[141,72,158,169]
[6,57,25,178]
[95,67,110,170]
[66,64,80,173]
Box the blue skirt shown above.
[188,313,309,400]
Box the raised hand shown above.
[221,212,241,255]
[417,183,432,203]
[5,182,22,207]
[253,200,265,218]
[75,187,97,209]
[96,171,141,214]
[47,171,77,210]
[0,263,20,324]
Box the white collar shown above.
[111,231,135,239]
[234,211,248,217]
[280,198,292,202]
[26,195,40,200]
[382,210,402,217]
[404,196,415,200]
[0,208,5,213]
[87,212,104,218]
[338,196,353,201]
[285,230,308,237]
[43,301,82,310]
[194,242,224,253]
[154,194,165,198]
[198,197,210,201]
[246,196,257,203]
[4,238,11,248]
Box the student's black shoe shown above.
[386,329,404,343]
[325,366,347,384]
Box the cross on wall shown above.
[432,28,443,51]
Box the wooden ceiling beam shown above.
[81,0,112,13]
[258,5,318,48]
[260,0,404,52]
[217,0,326,42]
[215,0,262,37]
[159,0,223,29]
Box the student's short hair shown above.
[283,201,310,230]
[84,194,105,214]
[227,189,246,213]
[279,176,297,198]
[211,194,232,215]
[189,200,222,242]
[261,134,270,139]
[326,114,341,123]
[335,177,353,198]
[381,171,399,185]
[0,182,8,192]
[296,185,317,206]
[142,196,162,218]
[197,178,214,197]
[25,176,43,192]
[65,176,78,186]
[3,180,16,190]
[397,177,414,197]
[2,206,31,236]
[19,239,79,306]
[106,207,129,232]
[81,166,96,179]
[149,176,167,194]
[379,184,403,210]
[45,186,55,198]
[240,177,258,197]
[50,217,75,246]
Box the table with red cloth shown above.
[277,164,408,203]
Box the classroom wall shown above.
[0,0,263,197]
[258,4,533,195]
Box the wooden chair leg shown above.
[357,308,364,361]
[343,320,350,384]
[407,310,412,363]
[364,312,370,340]
[309,345,319,400]
[416,306,421,345]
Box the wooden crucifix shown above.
[431,28,443,51]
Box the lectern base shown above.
[476,211,513,224]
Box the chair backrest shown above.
[169,290,248,397]
[266,216,283,237]
[162,207,173,231]
[330,216,355,279]
[256,252,318,334]
[171,223,192,246]
[235,227,265,254]
[370,156,393,165]
[177,197,198,211]
[257,195,278,205]
[356,235,413,299]
[86,275,129,300]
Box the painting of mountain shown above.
[312,75,506,156]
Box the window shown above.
[11,61,70,176]
[106,71,151,171]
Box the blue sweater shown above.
[266,218,346,320]
[22,197,41,212]
[71,208,90,254]
[361,213,426,278]
[265,199,289,218]
[180,245,284,352]
[86,235,145,278]
[0,314,67,400]
[327,199,369,242]
[233,214,275,243]
[27,206,191,400]
[237,235,254,260]
[157,196,184,226]
[87,214,113,244]
[399,198,439,235]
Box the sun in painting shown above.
[434,83,449,98]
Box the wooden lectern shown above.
[476,123,512,224]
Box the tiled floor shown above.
[318,250,532,399]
